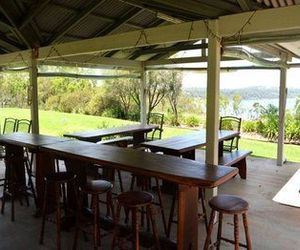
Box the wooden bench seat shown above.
[96,136,133,147]
[219,150,252,179]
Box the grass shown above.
[1,107,300,162]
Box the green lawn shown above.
[1,107,300,162]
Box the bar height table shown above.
[39,140,238,250]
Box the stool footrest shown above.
[220,237,248,248]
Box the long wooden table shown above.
[0,133,238,249]
[39,139,238,250]
[141,129,239,159]
[63,124,158,145]
[0,132,71,208]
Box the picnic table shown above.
[63,124,158,145]
[141,129,239,159]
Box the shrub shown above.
[242,120,257,133]
[184,115,200,127]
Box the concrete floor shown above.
[1,153,300,250]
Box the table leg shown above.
[132,131,146,146]
[218,141,223,157]
[64,158,89,209]
[5,145,26,193]
[177,184,198,250]
[181,149,195,160]
[35,151,56,211]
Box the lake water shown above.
[225,98,296,119]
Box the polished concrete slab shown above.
[0,153,300,249]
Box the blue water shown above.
[223,98,296,119]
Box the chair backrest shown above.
[219,116,242,151]
[2,118,17,134]
[147,112,164,140]
[15,119,32,133]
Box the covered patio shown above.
[0,155,299,249]
[0,1,300,249]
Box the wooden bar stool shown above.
[111,191,161,250]
[204,194,252,250]
[73,179,114,250]
[130,175,167,236]
[1,155,37,221]
[39,171,77,250]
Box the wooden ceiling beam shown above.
[47,0,107,45]
[134,43,207,56]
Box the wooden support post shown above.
[277,67,287,166]
[205,20,221,199]
[29,48,39,134]
[140,62,147,125]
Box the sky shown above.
[182,67,300,89]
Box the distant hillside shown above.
[183,87,300,99]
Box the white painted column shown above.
[206,20,221,198]
[140,62,147,125]
[277,67,287,166]
[29,48,39,134]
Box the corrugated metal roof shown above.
[0,0,299,61]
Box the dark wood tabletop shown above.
[40,140,238,188]
[141,129,239,154]
[63,124,158,142]
[0,132,70,149]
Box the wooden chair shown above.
[2,117,17,134]
[15,119,34,184]
[147,112,164,141]
[0,118,18,187]
[15,119,32,133]
[204,194,252,250]
[219,116,242,152]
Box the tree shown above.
[232,94,242,116]
[166,71,182,125]
[146,71,169,118]
[104,78,140,119]
[220,95,229,115]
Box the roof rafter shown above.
[0,4,31,48]
[47,0,107,45]
[18,0,51,29]
[236,0,253,11]
[1,4,300,65]
[51,2,145,30]
[93,7,143,37]
[121,0,214,19]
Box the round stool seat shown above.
[45,171,76,183]
[209,194,249,214]
[117,191,153,208]
[80,180,113,194]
